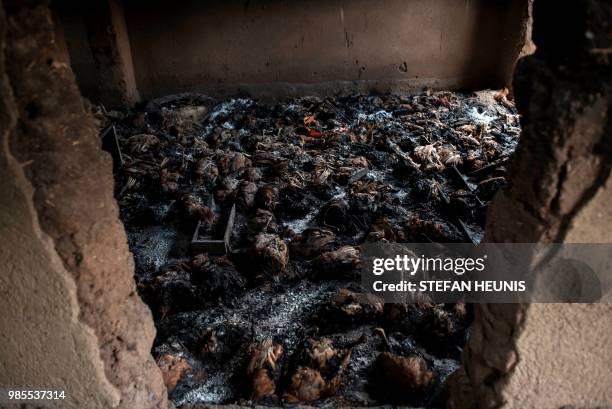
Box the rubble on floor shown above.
[98,89,519,407]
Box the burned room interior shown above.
[1,1,612,409]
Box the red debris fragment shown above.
[307,128,323,138]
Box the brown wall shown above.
[2,1,169,407]
[56,0,529,103]
[450,0,612,407]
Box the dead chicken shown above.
[453,302,468,320]
[465,149,486,171]
[420,307,455,343]
[193,157,219,185]
[481,135,500,159]
[455,123,476,136]
[247,338,284,373]
[367,217,397,242]
[253,233,289,274]
[255,185,279,210]
[370,352,435,405]
[284,345,351,403]
[249,209,278,235]
[251,368,276,401]
[290,228,336,258]
[145,268,199,318]
[313,245,361,278]
[190,254,246,300]
[404,215,462,242]
[181,194,216,224]
[284,172,305,189]
[345,155,369,168]
[156,354,192,394]
[459,133,481,147]
[215,176,239,203]
[196,328,218,357]
[366,230,387,242]
[271,159,290,178]
[350,179,380,197]
[438,144,463,167]
[316,198,350,231]
[206,127,232,148]
[332,166,355,185]
[246,338,284,401]
[160,168,180,193]
[126,133,159,153]
[319,288,384,325]
[161,105,208,136]
[306,337,336,370]
[312,166,332,185]
[243,166,262,182]
[236,181,258,210]
[117,176,137,198]
[413,143,445,171]
[413,178,443,202]
[283,367,326,403]
[217,151,251,175]
[476,122,489,139]
[252,150,286,168]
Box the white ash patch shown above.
[283,208,318,234]
[128,226,177,276]
[468,106,497,124]
[356,110,392,124]
[208,98,253,122]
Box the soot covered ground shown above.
[99,90,519,407]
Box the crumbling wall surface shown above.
[0,3,117,409]
[449,1,612,409]
[1,1,168,408]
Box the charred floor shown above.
[99,90,520,407]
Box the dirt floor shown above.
[97,90,520,407]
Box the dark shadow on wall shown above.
[459,0,532,91]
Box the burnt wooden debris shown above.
[101,124,124,170]
[191,204,236,254]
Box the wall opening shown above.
[50,0,532,407]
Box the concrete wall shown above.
[54,0,530,104]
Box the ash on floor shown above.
[98,89,520,408]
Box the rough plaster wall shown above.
[1,1,168,408]
[565,177,612,243]
[500,175,612,409]
[450,1,612,409]
[500,304,612,409]
[0,4,118,408]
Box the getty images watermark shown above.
[361,243,612,303]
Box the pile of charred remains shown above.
[99,89,519,407]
